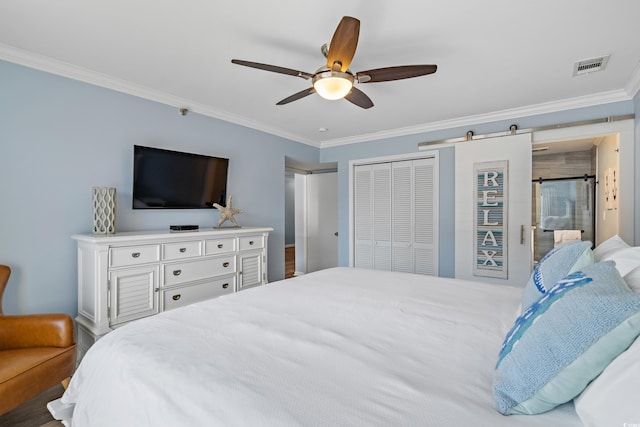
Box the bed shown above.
[49,243,640,426]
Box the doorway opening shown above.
[284,157,338,278]
[531,131,621,262]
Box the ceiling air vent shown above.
[573,55,610,76]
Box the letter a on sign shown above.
[482,230,498,246]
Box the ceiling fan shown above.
[231,16,437,109]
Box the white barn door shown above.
[455,133,532,286]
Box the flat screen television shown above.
[133,145,228,209]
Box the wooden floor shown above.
[285,246,295,279]
[0,384,64,427]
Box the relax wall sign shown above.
[474,160,508,279]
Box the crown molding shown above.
[0,43,631,151]
[625,60,640,99]
[0,43,319,148]
[319,89,632,148]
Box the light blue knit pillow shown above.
[521,241,594,309]
[494,261,640,415]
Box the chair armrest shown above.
[0,314,75,350]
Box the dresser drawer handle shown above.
[179,247,187,253]
[131,252,141,258]
[173,269,182,276]
[222,283,229,289]
[223,262,230,268]
[249,241,254,245]
[172,294,181,301]
[217,244,223,249]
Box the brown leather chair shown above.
[0,265,77,415]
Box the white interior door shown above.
[306,172,338,273]
[392,161,413,272]
[353,164,392,270]
[455,133,532,287]
[412,158,438,276]
[391,158,438,275]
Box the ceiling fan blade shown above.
[231,59,313,80]
[344,87,373,109]
[276,87,316,105]
[356,65,437,83]
[326,16,360,72]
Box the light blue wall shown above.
[1,58,637,317]
[0,60,319,316]
[321,101,635,274]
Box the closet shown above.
[353,156,438,275]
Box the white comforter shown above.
[63,267,582,426]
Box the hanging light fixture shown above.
[312,70,354,100]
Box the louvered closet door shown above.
[354,165,373,268]
[355,156,438,275]
[413,158,437,275]
[392,161,413,273]
[391,158,438,275]
[354,163,392,270]
[372,164,392,270]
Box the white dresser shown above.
[72,227,272,361]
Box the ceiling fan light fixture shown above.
[312,71,354,100]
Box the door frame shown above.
[533,119,635,244]
[290,169,339,276]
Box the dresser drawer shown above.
[110,245,160,267]
[163,255,236,286]
[204,238,236,255]
[162,241,202,261]
[162,277,235,311]
[239,236,264,251]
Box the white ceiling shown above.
[1,0,639,148]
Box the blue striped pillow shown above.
[494,261,640,415]
[521,241,594,309]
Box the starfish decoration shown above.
[212,196,243,229]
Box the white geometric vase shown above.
[92,187,116,235]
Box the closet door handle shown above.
[520,225,525,245]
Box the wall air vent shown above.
[573,55,610,76]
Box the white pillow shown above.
[601,246,640,276]
[574,336,640,426]
[593,235,630,261]
[624,265,640,292]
